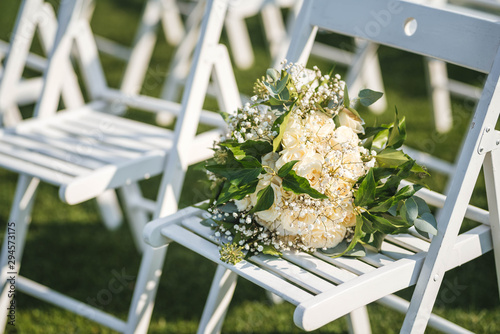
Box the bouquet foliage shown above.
[202,61,436,264]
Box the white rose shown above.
[342,150,365,181]
[301,220,346,249]
[261,152,279,172]
[338,108,364,134]
[342,205,357,227]
[276,146,308,170]
[281,128,302,149]
[295,153,324,188]
[234,196,251,211]
[330,126,359,150]
[316,115,336,138]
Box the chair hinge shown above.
[478,128,500,154]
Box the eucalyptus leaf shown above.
[414,212,438,235]
[266,68,280,82]
[414,196,431,215]
[217,201,239,214]
[200,218,217,227]
[276,72,289,94]
[402,197,418,223]
[358,89,384,107]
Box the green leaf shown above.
[277,160,299,178]
[320,239,366,257]
[355,169,376,207]
[361,231,386,252]
[276,72,289,94]
[327,216,366,257]
[200,218,217,227]
[366,213,400,234]
[217,202,239,214]
[206,156,263,186]
[282,170,328,199]
[414,212,438,235]
[219,111,231,123]
[249,185,275,213]
[372,128,389,151]
[262,245,281,257]
[376,160,415,197]
[266,68,280,82]
[402,197,418,223]
[358,89,384,107]
[343,85,350,108]
[359,126,389,140]
[414,196,431,215]
[386,110,406,149]
[217,179,259,204]
[272,109,292,152]
[375,148,409,168]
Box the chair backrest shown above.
[284,0,500,330]
[0,0,84,125]
[287,0,500,72]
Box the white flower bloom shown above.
[330,126,359,149]
[338,108,364,134]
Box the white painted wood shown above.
[0,175,39,329]
[480,149,500,298]
[197,266,238,334]
[345,307,372,334]
[141,2,500,333]
[0,0,241,333]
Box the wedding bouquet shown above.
[202,61,436,264]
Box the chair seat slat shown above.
[161,224,313,306]
[0,142,91,177]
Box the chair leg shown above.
[345,306,372,334]
[482,150,500,299]
[224,14,254,70]
[0,175,39,330]
[425,57,453,133]
[197,265,238,334]
[119,183,151,253]
[95,190,123,231]
[124,245,168,334]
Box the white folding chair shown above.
[0,0,125,230]
[144,0,500,333]
[421,0,500,133]
[0,0,240,332]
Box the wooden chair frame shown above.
[144,0,500,333]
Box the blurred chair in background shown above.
[0,0,240,332]
[0,0,125,230]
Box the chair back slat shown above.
[288,0,500,73]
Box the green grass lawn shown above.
[0,0,499,333]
